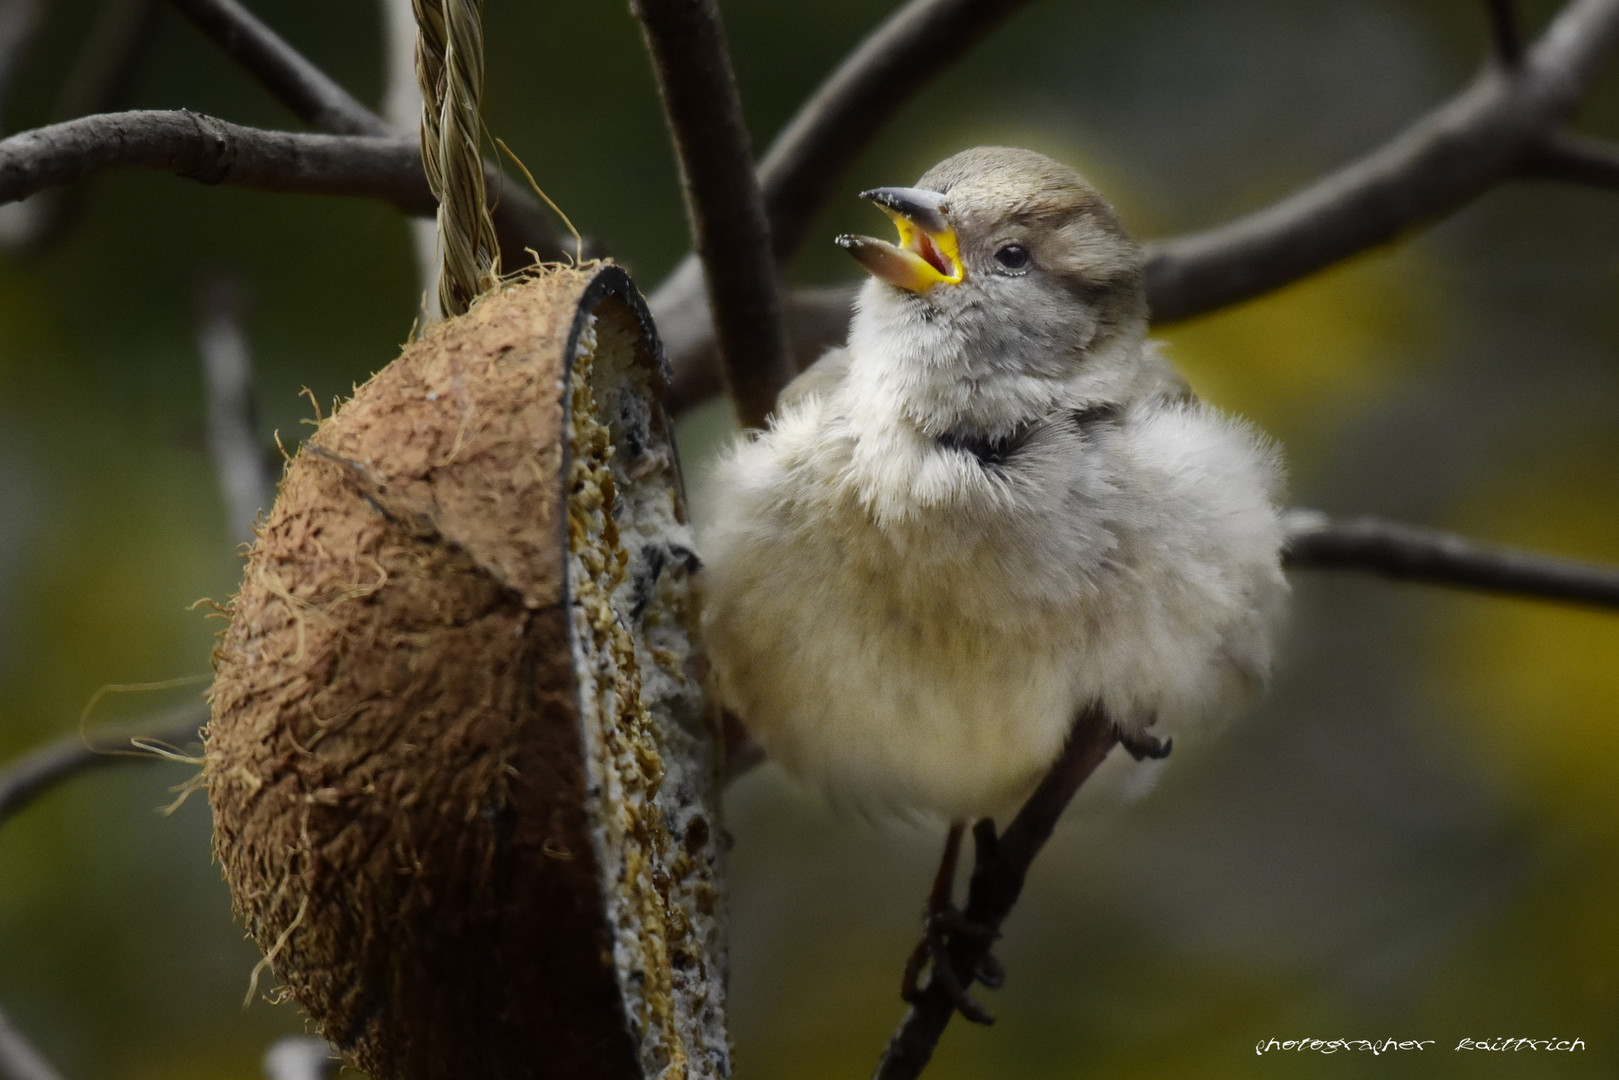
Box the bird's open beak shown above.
[836,186,964,292]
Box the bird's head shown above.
[837,148,1150,429]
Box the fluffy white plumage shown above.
[698,147,1287,821]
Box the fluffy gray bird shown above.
[702,145,1286,820]
[700,145,1287,1013]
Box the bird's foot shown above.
[1118,727,1173,761]
[899,819,1002,1025]
[899,897,1000,1024]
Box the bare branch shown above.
[0,0,43,119]
[169,0,385,136]
[168,0,564,265]
[656,0,1032,413]
[0,109,435,211]
[1144,0,1619,323]
[0,0,161,251]
[758,0,1034,264]
[0,1004,65,1080]
[55,0,163,121]
[1518,130,1619,189]
[1283,511,1619,609]
[875,707,1121,1080]
[631,0,791,429]
[0,707,204,1080]
[0,704,205,829]
[662,280,856,416]
[380,0,441,316]
[199,277,276,542]
[1484,0,1525,67]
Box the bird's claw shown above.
[900,903,998,1024]
[900,820,1002,1024]
[1119,728,1173,761]
[974,951,1006,990]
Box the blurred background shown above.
[1,0,1617,1077]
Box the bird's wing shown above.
[1137,341,1196,404]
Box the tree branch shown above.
[757,0,1034,265]
[631,0,792,429]
[0,0,42,122]
[1283,511,1619,609]
[874,706,1121,1080]
[54,0,163,126]
[0,704,206,830]
[1143,0,1619,324]
[0,708,205,1080]
[168,0,385,136]
[1484,0,1525,68]
[0,109,435,211]
[199,277,276,543]
[655,0,1032,414]
[659,281,856,415]
[0,1004,65,1080]
[0,0,161,251]
[380,0,442,317]
[1518,130,1619,189]
[167,0,565,265]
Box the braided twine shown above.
[412,0,499,317]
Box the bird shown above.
[697,146,1287,1014]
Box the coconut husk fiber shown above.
[205,264,729,1080]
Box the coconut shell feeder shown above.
[204,263,729,1080]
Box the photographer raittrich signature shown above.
[1456,1037,1587,1052]
[1255,1036,1587,1055]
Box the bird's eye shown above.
[994,244,1031,271]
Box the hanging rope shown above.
[412,0,499,317]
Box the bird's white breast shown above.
[698,363,1286,821]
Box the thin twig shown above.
[1283,511,1619,609]
[169,0,384,136]
[874,707,1121,1080]
[53,0,163,126]
[632,0,792,429]
[199,277,276,542]
[0,0,161,251]
[0,707,205,1080]
[1518,130,1619,189]
[758,0,1034,265]
[654,0,1032,414]
[0,704,206,830]
[168,0,563,265]
[0,109,432,211]
[0,1004,65,1080]
[380,0,441,317]
[0,0,43,121]
[1484,0,1525,67]
[1143,0,1619,323]
[660,281,856,416]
